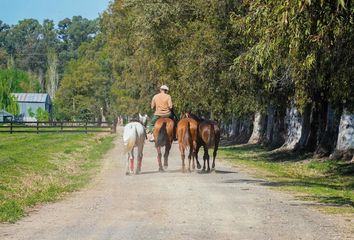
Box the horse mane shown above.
[129,119,146,127]
[188,113,203,122]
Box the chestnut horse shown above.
[176,117,199,173]
[153,118,174,171]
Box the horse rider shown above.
[148,84,177,141]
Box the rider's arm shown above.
[168,95,172,110]
[151,96,156,109]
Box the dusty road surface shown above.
[1,129,353,240]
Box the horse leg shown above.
[192,140,197,170]
[212,142,219,169]
[157,146,163,171]
[188,146,192,173]
[206,148,211,172]
[163,143,171,169]
[195,143,202,169]
[179,145,185,173]
[136,143,143,174]
[202,145,207,172]
[125,152,130,175]
[130,149,135,174]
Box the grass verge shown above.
[220,144,354,214]
[0,133,115,223]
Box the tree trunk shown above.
[315,104,339,156]
[264,105,275,145]
[229,117,239,138]
[263,105,286,149]
[304,104,320,152]
[271,107,286,148]
[281,106,303,150]
[295,104,312,151]
[331,111,354,160]
[238,116,253,143]
[248,112,265,144]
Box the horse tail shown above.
[123,124,137,153]
[184,121,191,147]
[156,122,167,147]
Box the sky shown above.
[0,0,111,25]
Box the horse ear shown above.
[139,113,142,118]
[144,114,147,117]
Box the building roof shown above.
[0,109,14,117]
[12,93,51,104]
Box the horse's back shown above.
[177,118,198,144]
[123,122,145,151]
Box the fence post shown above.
[61,122,63,132]
[36,122,39,134]
[111,120,117,134]
[10,122,13,134]
[85,122,88,134]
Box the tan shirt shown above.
[151,92,172,116]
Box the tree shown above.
[56,41,111,121]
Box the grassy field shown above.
[220,144,354,214]
[0,132,115,223]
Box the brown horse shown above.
[196,120,220,172]
[153,118,174,171]
[176,117,199,173]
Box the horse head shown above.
[181,112,202,122]
[139,113,148,126]
[180,112,191,119]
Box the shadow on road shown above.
[222,178,266,184]
[138,169,182,175]
[214,169,238,174]
[138,169,238,175]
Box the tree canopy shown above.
[0,0,352,122]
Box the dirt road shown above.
[1,131,353,240]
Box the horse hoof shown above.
[125,172,130,176]
[135,170,141,175]
[159,167,164,172]
[197,164,201,169]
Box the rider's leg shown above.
[169,113,178,141]
[148,115,159,134]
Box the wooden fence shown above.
[0,121,116,134]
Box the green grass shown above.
[220,144,354,214]
[0,133,115,223]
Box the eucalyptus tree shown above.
[230,0,353,151]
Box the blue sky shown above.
[0,0,111,25]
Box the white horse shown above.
[123,114,148,175]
